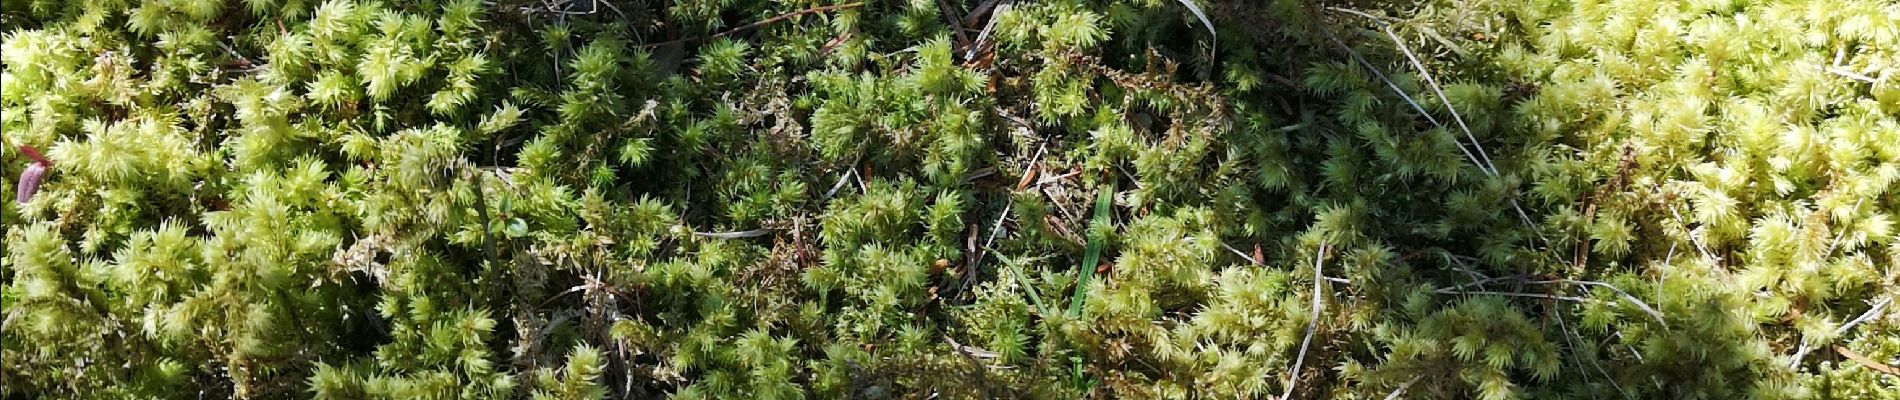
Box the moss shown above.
[3,0,1898,398]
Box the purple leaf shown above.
[17,162,45,204]
[16,145,50,204]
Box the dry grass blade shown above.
[1220,242,1258,265]
[1281,242,1329,400]
[1324,8,1547,242]
[1793,297,1893,368]
[695,229,771,239]
[1380,25,1498,176]
[1316,25,1452,147]
[1383,376,1423,400]
[1825,66,1879,84]
[1555,302,1632,399]
[965,1,1013,60]
[1838,297,1892,335]
[1433,289,1596,303]
[1175,0,1217,47]
[642,2,867,48]
[1532,279,1668,328]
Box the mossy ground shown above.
[2,0,1897,399]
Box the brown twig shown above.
[961,0,1002,27]
[640,2,866,48]
[934,0,972,52]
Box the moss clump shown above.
[3,0,1896,398]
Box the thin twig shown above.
[1790,342,1813,368]
[1317,27,1441,127]
[1326,10,1551,241]
[1,309,18,332]
[1281,243,1330,400]
[1431,277,1665,325]
[961,167,998,185]
[592,0,625,17]
[978,200,1015,261]
[1439,252,1495,286]
[963,200,1014,292]
[945,334,1001,359]
[1315,22,1484,173]
[1377,22,1552,238]
[1036,169,1082,186]
[825,151,863,200]
[1454,273,1534,289]
[944,334,1000,398]
[1017,142,1049,190]
[934,0,972,52]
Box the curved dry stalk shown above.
[1383,376,1423,400]
[694,229,771,239]
[1527,279,1668,328]
[1791,297,1892,369]
[1281,242,1330,400]
[1380,25,1498,177]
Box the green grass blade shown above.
[1068,188,1112,318]
[994,252,1051,317]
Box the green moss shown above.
[3,0,1897,398]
